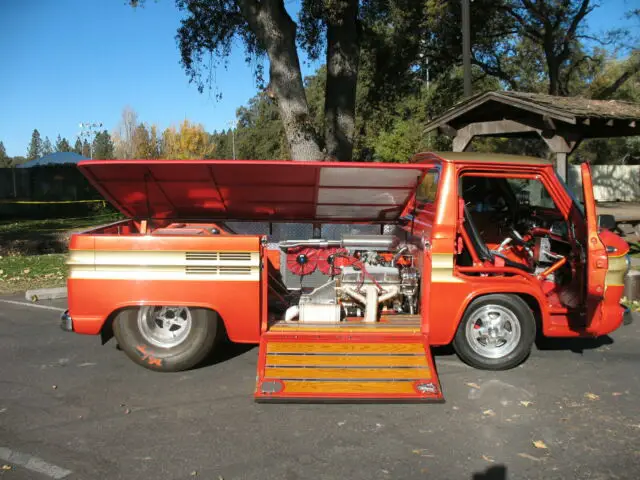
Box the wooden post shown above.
[556,152,568,181]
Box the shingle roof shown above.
[18,152,88,168]
[424,90,640,133]
[499,91,640,120]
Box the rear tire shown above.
[453,294,535,370]
[113,306,220,372]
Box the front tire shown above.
[113,306,220,372]
[453,294,536,370]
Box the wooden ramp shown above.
[255,329,443,403]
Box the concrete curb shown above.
[25,287,68,301]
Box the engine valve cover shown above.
[340,265,401,285]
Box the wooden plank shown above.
[265,367,431,380]
[282,380,418,395]
[266,342,425,354]
[266,354,428,367]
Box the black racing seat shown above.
[462,203,533,274]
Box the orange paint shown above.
[135,345,163,367]
[63,155,629,401]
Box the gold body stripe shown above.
[606,254,628,287]
[430,253,464,283]
[67,250,260,282]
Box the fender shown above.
[67,278,262,343]
[429,276,549,346]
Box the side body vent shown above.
[185,252,219,262]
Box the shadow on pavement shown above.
[535,334,613,354]
[200,341,256,368]
[432,344,457,357]
[430,334,614,360]
[473,465,507,480]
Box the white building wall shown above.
[568,165,640,202]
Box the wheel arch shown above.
[100,304,227,345]
[451,288,549,343]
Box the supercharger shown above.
[280,235,420,323]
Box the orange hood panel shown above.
[79,159,428,222]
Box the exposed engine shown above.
[280,235,419,324]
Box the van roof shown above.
[415,152,554,166]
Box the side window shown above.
[505,178,557,210]
[461,175,558,213]
[415,169,439,207]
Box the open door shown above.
[580,163,609,332]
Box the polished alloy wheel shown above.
[464,304,521,359]
[137,306,192,348]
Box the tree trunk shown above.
[323,0,359,161]
[547,56,560,96]
[239,0,323,161]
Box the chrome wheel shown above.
[465,305,521,359]
[137,306,192,349]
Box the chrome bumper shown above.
[60,310,73,332]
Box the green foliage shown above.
[133,124,153,158]
[0,141,9,167]
[174,0,264,92]
[73,138,83,155]
[93,131,115,159]
[11,156,27,167]
[210,130,233,159]
[0,254,68,294]
[372,119,425,163]
[55,135,72,152]
[42,136,53,156]
[235,93,289,160]
[27,129,42,160]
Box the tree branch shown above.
[471,55,518,90]
[593,53,640,99]
[559,0,593,60]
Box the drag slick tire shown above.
[113,306,220,372]
[453,294,535,370]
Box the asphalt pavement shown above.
[0,295,639,480]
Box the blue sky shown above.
[0,0,637,157]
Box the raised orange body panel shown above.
[67,232,263,343]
